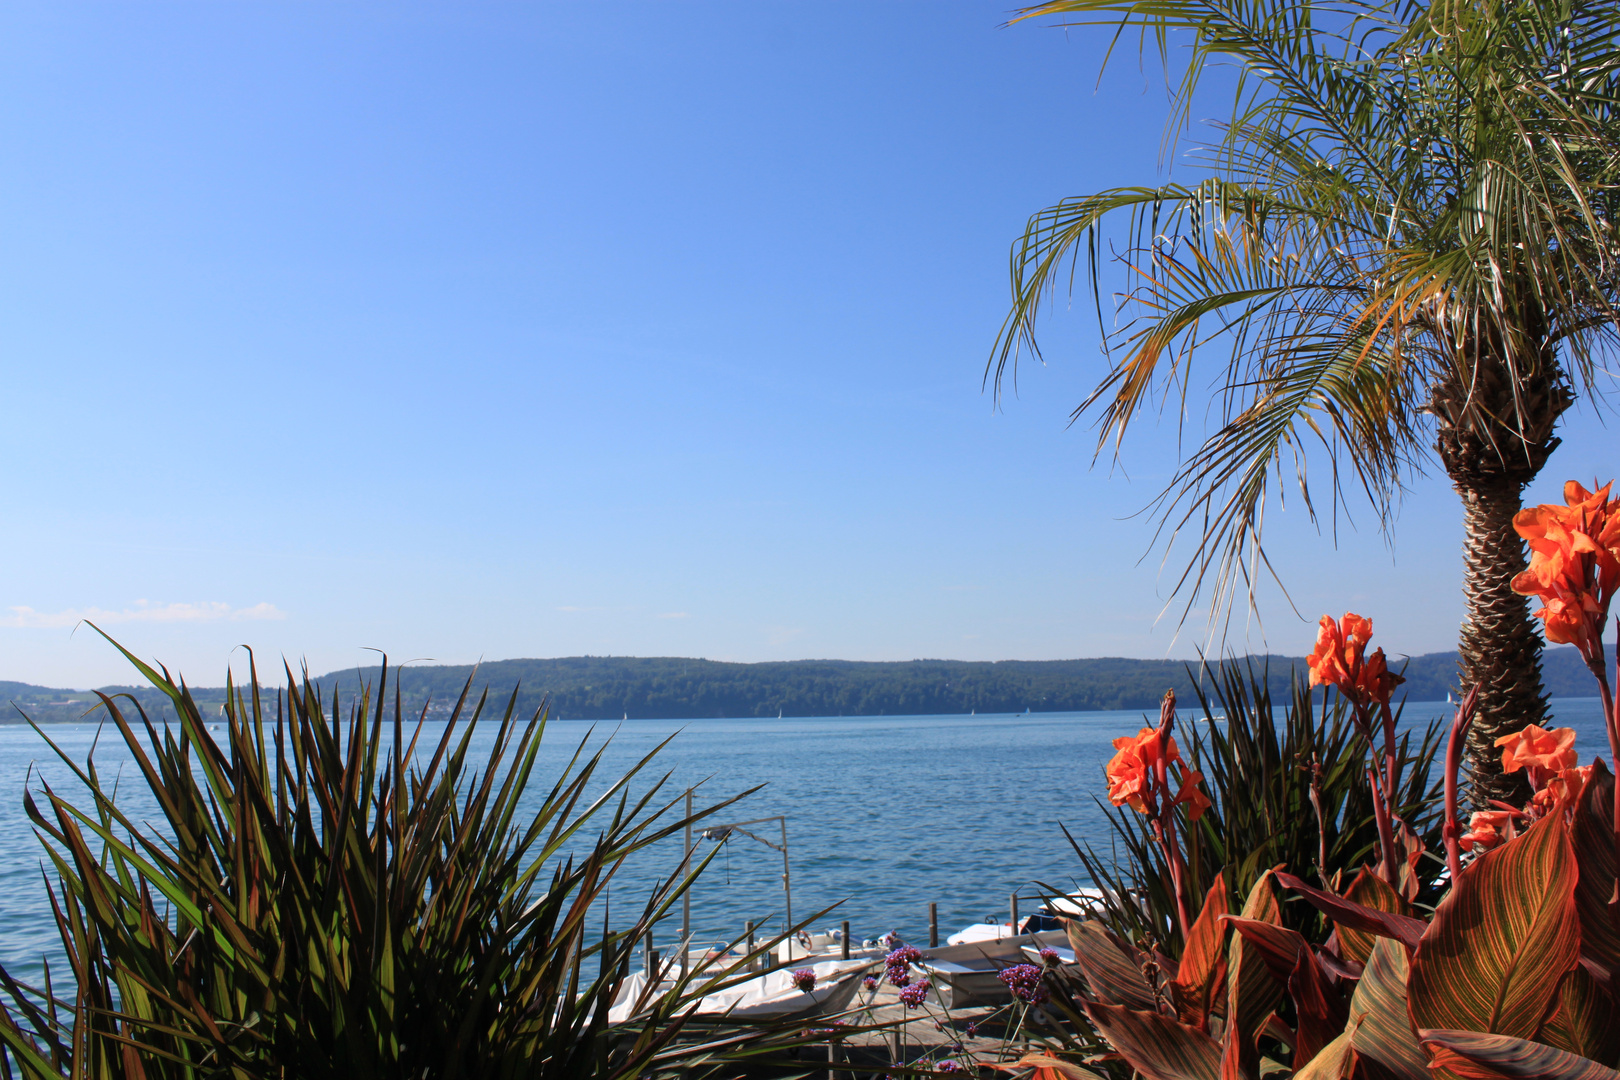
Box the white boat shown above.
[607,956,875,1024]
[915,928,1068,1008]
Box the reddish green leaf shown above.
[1081,999,1222,1080]
[1339,867,1409,967]
[1348,938,1428,1080]
[1408,812,1580,1045]
[1291,939,1351,1067]
[1541,962,1620,1068]
[1068,919,1160,1013]
[1222,872,1286,1080]
[1277,872,1425,950]
[1223,916,1306,984]
[1573,760,1620,978]
[1293,1029,1354,1080]
[1173,873,1230,1031]
[1418,1029,1620,1080]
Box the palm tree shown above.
[993,0,1620,804]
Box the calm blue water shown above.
[0,698,1609,986]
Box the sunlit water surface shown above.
[0,698,1606,985]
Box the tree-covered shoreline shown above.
[3,647,1596,724]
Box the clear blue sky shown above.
[0,1,1612,689]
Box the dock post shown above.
[1010,894,1019,934]
[643,932,653,975]
[929,903,938,948]
[826,1039,839,1080]
[681,789,692,980]
[889,1026,903,1066]
[648,948,661,982]
[746,921,756,973]
[841,920,850,960]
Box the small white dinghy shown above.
[607,956,876,1025]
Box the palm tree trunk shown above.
[1433,341,1569,809]
[1452,472,1546,809]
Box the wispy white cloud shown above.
[0,601,286,629]
[656,612,689,620]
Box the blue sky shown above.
[0,1,1613,689]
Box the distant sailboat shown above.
[778,708,783,719]
[623,712,628,720]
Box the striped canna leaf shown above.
[1221,872,1285,1080]
[1171,874,1230,1031]
[1348,937,1429,1080]
[1541,962,1620,1067]
[1276,871,1425,950]
[1336,866,1408,966]
[1572,760,1620,980]
[1080,999,1222,1080]
[1419,1028,1620,1080]
[1068,920,1163,1013]
[1408,812,1580,1053]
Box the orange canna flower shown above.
[1173,769,1213,822]
[1307,613,1404,708]
[1512,480,1620,661]
[1531,764,1592,816]
[1458,809,1519,852]
[1495,724,1578,776]
[1105,727,1180,814]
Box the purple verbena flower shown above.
[1038,947,1060,965]
[862,975,879,992]
[898,978,930,1009]
[888,968,912,988]
[997,963,1048,1005]
[790,968,817,993]
[886,944,922,966]
[936,1063,964,1074]
[964,1022,978,1037]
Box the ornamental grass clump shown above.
[0,631,792,1080]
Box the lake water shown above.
[0,697,1610,986]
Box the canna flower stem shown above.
[1152,692,1193,941]
[1366,761,1398,889]
[1443,687,1479,883]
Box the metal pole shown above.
[929,903,938,948]
[682,789,693,978]
[746,920,756,972]
[780,818,793,934]
[841,920,850,960]
[826,1039,839,1080]
[1010,893,1020,935]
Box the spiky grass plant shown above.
[0,632,794,1079]
[1057,661,1446,951]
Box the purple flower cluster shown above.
[1038,947,1060,965]
[861,975,879,992]
[997,963,1048,1005]
[790,968,818,993]
[885,944,922,987]
[898,978,930,1009]
[936,1062,964,1074]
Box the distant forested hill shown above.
[4,646,1599,724]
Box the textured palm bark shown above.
[1432,345,1569,809]
[1453,475,1545,809]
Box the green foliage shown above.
[1059,661,1445,951]
[992,0,1620,621]
[0,632,793,1079]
